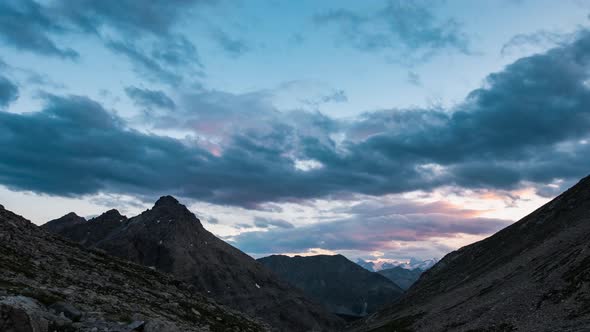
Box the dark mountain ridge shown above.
[0,203,267,331]
[350,174,590,331]
[258,254,404,317]
[43,196,343,332]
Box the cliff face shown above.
[0,204,267,332]
[351,175,590,332]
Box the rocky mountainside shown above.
[257,254,404,317]
[0,204,267,332]
[377,267,422,290]
[351,175,590,332]
[43,196,343,332]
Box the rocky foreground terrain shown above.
[258,255,403,317]
[44,196,343,332]
[350,175,590,331]
[0,204,267,332]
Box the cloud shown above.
[210,28,251,58]
[0,94,209,198]
[56,0,212,38]
[151,35,203,69]
[0,0,78,59]
[63,0,207,84]
[501,29,573,56]
[407,71,421,86]
[0,0,208,84]
[125,86,176,110]
[106,40,184,85]
[232,200,510,254]
[314,0,470,62]
[299,89,348,109]
[1,31,590,207]
[0,74,18,107]
[253,217,294,229]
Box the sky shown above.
[1,0,590,264]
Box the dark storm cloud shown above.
[1,32,590,206]
[125,86,176,110]
[314,0,470,61]
[0,95,210,197]
[0,74,18,107]
[0,0,78,59]
[253,217,294,229]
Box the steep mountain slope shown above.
[377,267,422,290]
[351,175,590,332]
[43,196,343,332]
[258,255,404,317]
[0,204,267,332]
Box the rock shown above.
[0,296,49,332]
[127,320,145,331]
[144,319,181,332]
[49,302,82,322]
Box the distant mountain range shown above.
[0,203,266,331]
[350,175,590,331]
[42,196,343,332]
[356,258,438,272]
[258,254,404,318]
[355,258,434,290]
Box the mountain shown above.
[377,267,423,290]
[398,258,438,271]
[356,258,437,272]
[0,203,266,331]
[43,196,343,332]
[45,209,127,246]
[258,254,404,317]
[42,212,86,233]
[351,175,590,331]
[356,259,376,272]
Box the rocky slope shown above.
[377,267,422,291]
[0,203,267,332]
[258,255,404,317]
[43,196,343,332]
[351,175,590,331]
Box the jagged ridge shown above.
[0,204,267,332]
[43,196,344,332]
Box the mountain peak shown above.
[42,212,86,233]
[99,209,123,219]
[154,195,180,207]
